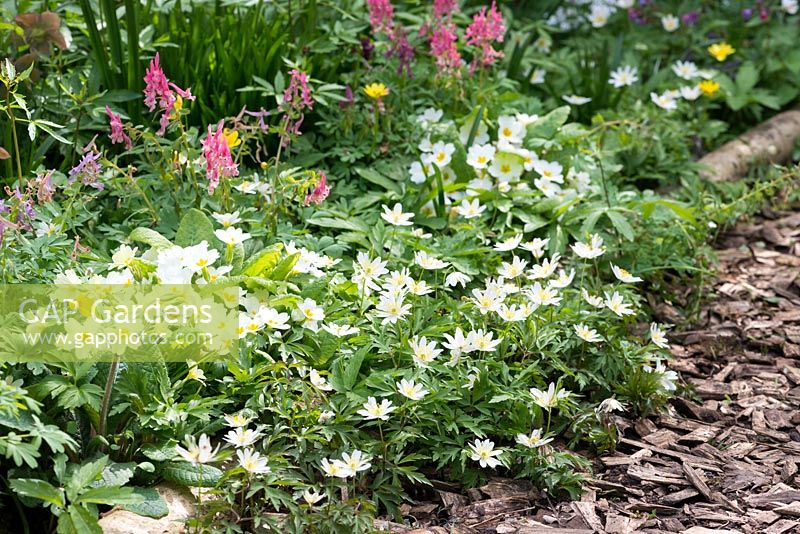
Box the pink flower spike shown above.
[202,120,239,195]
[105,106,132,150]
[429,23,461,76]
[169,82,196,101]
[143,52,171,112]
[465,1,506,72]
[367,0,394,36]
[303,171,331,206]
[433,0,459,20]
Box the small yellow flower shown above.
[364,83,390,99]
[699,79,720,96]
[708,42,735,62]
[223,128,241,148]
[169,95,184,120]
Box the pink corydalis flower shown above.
[367,0,394,36]
[465,1,506,73]
[433,0,459,19]
[281,69,313,145]
[430,23,461,76]
[202,120,239,194]
[105,106,132,150]
[143,52,195,135]
[303,171,331,206]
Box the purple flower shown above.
[244,107,270,132]
[387,28,415,78]
[681,11,699,25]
[339,85,355,109]
[69,151,104,190]
[742,7,753,19]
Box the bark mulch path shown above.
[388,207,800,534]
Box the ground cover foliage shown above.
[0,0,799,532]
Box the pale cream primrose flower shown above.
[214,226,251,246]
[111,245,137,270]
[212,211,241,227]
[661,14,679,32]
[533,160,564,183]
[466,144,496,170]
[455,198,486,219]
[292,298,325,331]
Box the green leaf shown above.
[94,462,136,487]
[736,61,758,93]
[175,209,216,248]
[241,243,283,277]
[129,228,173,250]
[122,487,169,518]
[525,106,570,141]
[354,167,401,194]
[140,442,177,462]
[331,346,366,392]
[163,462,223,487]
[268,252,300,280]
[76,485,144,506]
[605,211,635,241]
[67,504,102,534]
[66,457,109,503]
[9,478,65,508]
